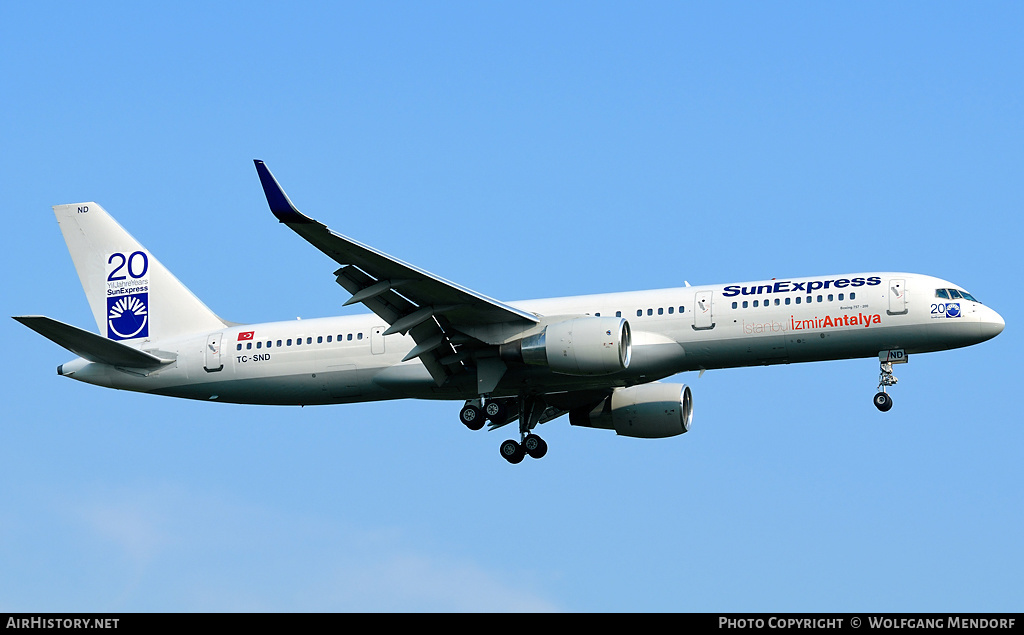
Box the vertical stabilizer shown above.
[54,202,226,342]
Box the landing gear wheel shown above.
[523,434,548,459]
[873,392,893,412]
[500,439,525,464]
[484,400,507,424]
[460,404,484,430]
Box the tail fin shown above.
[54,202,226,342]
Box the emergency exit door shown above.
[204,332,224,372]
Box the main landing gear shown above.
[459,396,549,464]
[459,400,509,431]
[499,434,548,464]
[459,403,484,430]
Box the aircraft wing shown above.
[254,160,539,386]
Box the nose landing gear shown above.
[874,350,906,412]
[873,389,894,412]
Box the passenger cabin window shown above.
[668,307,674,314]
[615,311,622,317]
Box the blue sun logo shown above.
[107,293,149,340]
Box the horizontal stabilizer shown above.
[13,316,173,368]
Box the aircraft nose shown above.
[980,307,1005,341]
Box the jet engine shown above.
[500,317,631,376]
[569,383,693,439]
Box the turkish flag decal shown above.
[237,331,255,341]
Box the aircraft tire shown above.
[484,400,507,424]
[873,392,893,412]
[524,434,547,459]
[460,405,485,430]
[500,439,525,464]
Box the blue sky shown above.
[2,2,1021,612]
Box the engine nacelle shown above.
[569,383,693,439]
[501,317,631,376]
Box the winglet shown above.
[253,160,312,224]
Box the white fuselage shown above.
[58,272,1004,406]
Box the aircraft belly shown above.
[629,330,687,375]
[370,362,444,398]
[151,371,393,405]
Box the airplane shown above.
[15,160,1005,464]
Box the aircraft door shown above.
[888,279,907,315]
[371,326,385,354]
[693,291,715,330]
[204,332,224,372]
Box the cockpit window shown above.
[937,288,981,303]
